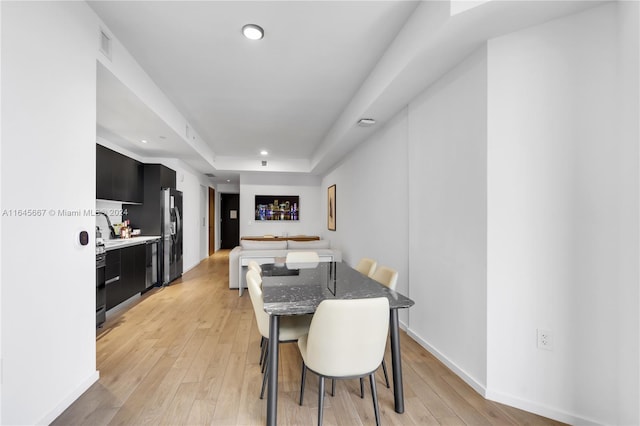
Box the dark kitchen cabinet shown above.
[96,144,143,203]
[121,244,146,295]
[124,164,176,235]
[105,249,123,310]
[105,244,146,310]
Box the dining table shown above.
[260,260,415,426]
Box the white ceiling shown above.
[90,0,605,183]
[91,0,419,182]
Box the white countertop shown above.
[102,236,161,251]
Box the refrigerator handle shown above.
[175,206,182,241]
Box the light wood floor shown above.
[53,250,563,425]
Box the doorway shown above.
[208,187,215,255]
[220,193,240,249]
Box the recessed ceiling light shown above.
[242,24,264,40]
[141,139,148,144]
[260,150,268,156]
[226,179,231,182]
[357,118,376,127]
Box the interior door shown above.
[209,187,215,255]
[220,193,240,249]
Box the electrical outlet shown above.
[537,329,553,351]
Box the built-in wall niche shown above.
[254,195,299,221]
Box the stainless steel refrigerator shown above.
[161,188,183,284]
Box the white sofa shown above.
[229,239,342,295]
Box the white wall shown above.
[321,110,410,325]
[616,2,640,424]
[320,3,639,425]
[486,4,638,424]
[239,173,323,239]
[407,47,488,391]
[1,2,100,424]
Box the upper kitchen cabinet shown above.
[96,144,143,203]
[123,164,176,235]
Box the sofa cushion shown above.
[287,240,330,250]
[240,240,288,250]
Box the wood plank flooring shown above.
[53,250,564,425]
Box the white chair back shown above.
[371,266,398,291]
[286,251,320,263]
[304,297,389,377]
[248,260,262,275]
[247,270,269,338]
[286,251,320,269]
[354,258,377,277]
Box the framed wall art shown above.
[255,195,299,221]
[327,184,336,231]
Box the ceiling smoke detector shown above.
[357,118,376,127]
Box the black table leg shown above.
[266,315,280,426]
[389,309,404,413]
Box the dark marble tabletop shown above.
[261,261,415,316]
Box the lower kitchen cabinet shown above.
[106,244,146,310]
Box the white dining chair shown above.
[298,297,390,426]
[371,265,398,291]
[246,269,312,399]
[354,257,377,277]
[247,260,266,361]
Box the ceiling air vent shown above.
[99,29,112,60]
[205,173,216,178]
[357,118,376,127]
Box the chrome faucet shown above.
[96,211,117,239]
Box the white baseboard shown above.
[406,328,487,396]
[484,389,603,426]
[404,327,604,426]
[38,370,99,425]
